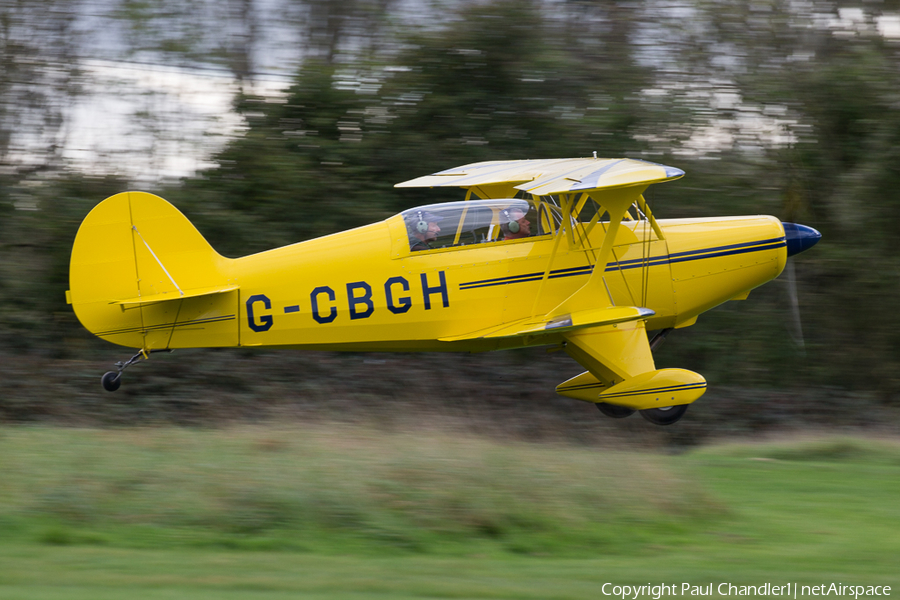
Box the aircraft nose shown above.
[782,222,822,257]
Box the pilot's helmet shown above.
[407,210,442,234]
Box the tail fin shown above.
[68,192,239,350]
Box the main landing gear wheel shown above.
[101,371,121,392]
[639,404,689,426]
[596,402,636,418]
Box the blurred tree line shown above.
[2,0,900,422]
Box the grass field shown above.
[0,425,898,599]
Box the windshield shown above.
[401,199,544,252]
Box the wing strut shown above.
[529,191,596,318]
[636,195,665,240]
[529,198,569,318]
[546,186,640,320]
[570,193,594,252]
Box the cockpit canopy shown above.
[400,198,559,252]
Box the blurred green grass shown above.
[0,425,721,555]
[0,427,898,598]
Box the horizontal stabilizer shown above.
[112,285,239,307]
[440,306,653,342]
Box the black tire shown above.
[639,404,688,426]
[596,402,636,419]
[101,371,121,392]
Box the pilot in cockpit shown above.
[500,206,531,240]
[407,210,442,251]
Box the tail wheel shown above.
[640,404,689,426]
[596,402,635,419]
[101,371,121,392]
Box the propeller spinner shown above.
[783,223,821,257]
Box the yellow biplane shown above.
[67,157,820,425]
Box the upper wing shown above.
[395,157,683,195]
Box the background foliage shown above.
[1,0,899,429]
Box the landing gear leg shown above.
[649,328,673,351]
[101,349,151,392]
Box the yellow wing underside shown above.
[440,306,655,342]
